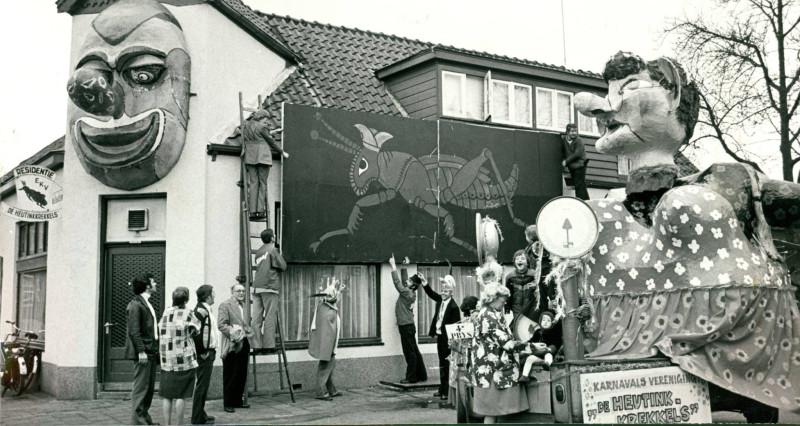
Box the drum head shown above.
[512,314,540,342]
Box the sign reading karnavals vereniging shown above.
[581,366,711,424]
[1,166,63,221]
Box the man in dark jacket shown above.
[561,123,590,200]
[421,273,461,400]
[251,229,287,354]
[192,285,218,424]
[241,109,289,220]
[389,255,427,384]
[124,273,160,425]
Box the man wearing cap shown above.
[421,273,461,400]
[251,229,287,355]
[389,255,427,384]
[239,109,289,220]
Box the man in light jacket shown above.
[217,284,254,413]
[308,277,345,401]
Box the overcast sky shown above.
[0,0,714,176]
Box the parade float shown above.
[457,52,800,424]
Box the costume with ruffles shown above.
[584,163,800,412]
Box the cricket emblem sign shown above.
[1,166,63,221]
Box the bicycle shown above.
[1,320,44,397]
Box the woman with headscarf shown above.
[158,286,200,425]
[470,282,530,423]
[309,276,346,401]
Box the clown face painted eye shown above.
[126,65,165,85]
[358,157,368,176]
[121,54,166,86]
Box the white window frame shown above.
[490,79,533,127]
[618,155,632,176]
[578,111,602,137]
[442,70,485,120]
[536,87,574,132]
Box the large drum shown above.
[511,313,539,342]
[475,213,501,264]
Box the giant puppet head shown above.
[574,52,698,162]
[66,0,190,190]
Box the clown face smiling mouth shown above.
[73,109,165,168]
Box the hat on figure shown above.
[440,275,456,292]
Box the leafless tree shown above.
[668,0,800,181]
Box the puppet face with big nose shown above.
[573,54,685,166]
[67,0,190,190]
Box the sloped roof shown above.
[1,137,66,186]
[56,0,299,63]
[252,10,603,137]
[254,12,431,134]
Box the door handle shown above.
[104,322,115,335]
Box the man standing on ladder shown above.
[241,109,289,221]
[251,229,287,355]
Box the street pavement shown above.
[0,386,798,425]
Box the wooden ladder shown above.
[237,92,295,404]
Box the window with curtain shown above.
[16,222,48,342]
[17,270,46,340]
[536,87,574,131]
[416,265,482,342]
[280,264,379,347]
[578,111,601,136]
[492,79,531,127]
[442,71,484,120]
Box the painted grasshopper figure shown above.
[309,113,525,254]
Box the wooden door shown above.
[101,244,165,382]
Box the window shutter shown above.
[484,70,492,121]
[128,209,149,231]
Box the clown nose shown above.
[67,67,124,118]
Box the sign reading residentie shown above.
[1,166,63,221]
[536,196,598,258]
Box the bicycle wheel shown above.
[1,361,21,397]
[17,353,40,395]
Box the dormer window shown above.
[536,88,573,131]
[491,80,532,127]
[442,71,484,120]
[442,71,532,127]
[578,111,602,136]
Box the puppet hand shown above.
[575,304,592,320]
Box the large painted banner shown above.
[282,103,562,263]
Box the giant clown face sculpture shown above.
[67,0,190,190]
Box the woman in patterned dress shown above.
[158,287,200,425]
[469,282,530,423]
